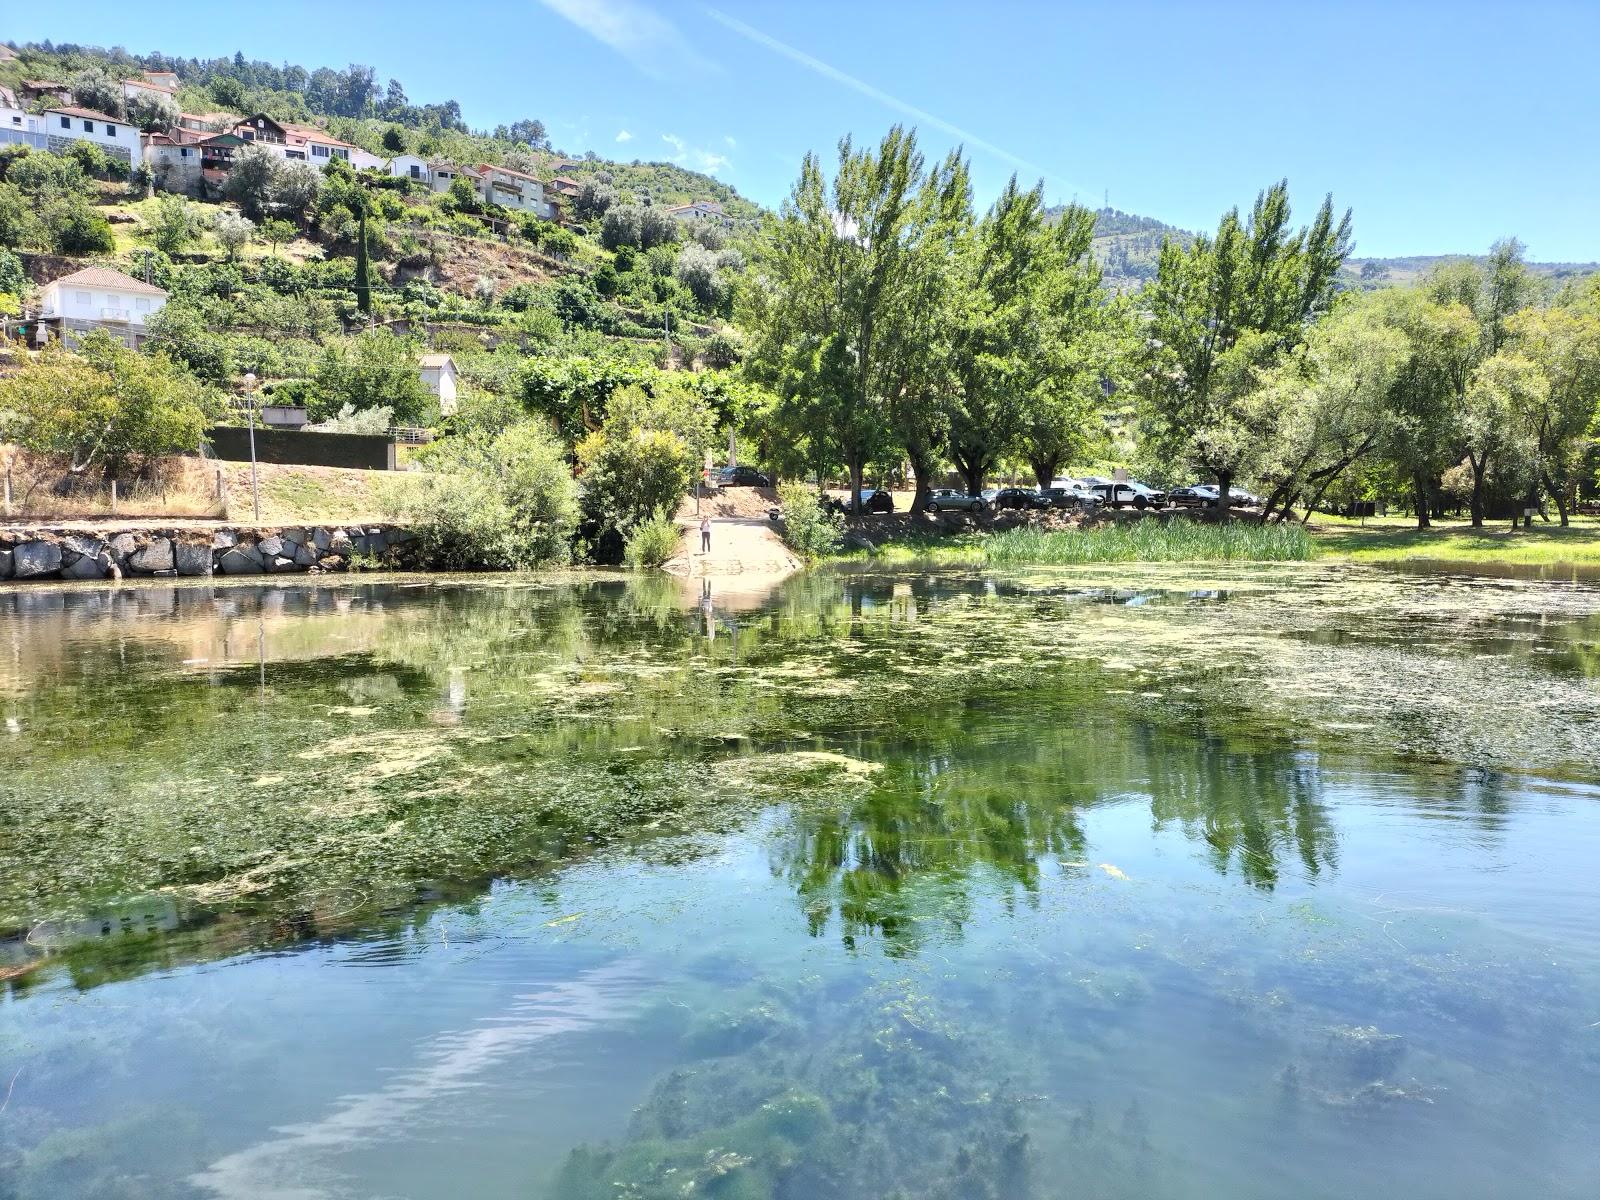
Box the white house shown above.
[387,153,430,183]
[470,163,557,219]
[36,267,169,349]
[121,74,178,108]
[43,106,137,164]
[419,353,459,416]
[0,88,47,150]
[664,200,732,227]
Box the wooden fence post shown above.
[111,480,118,516]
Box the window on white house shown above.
[334,147,348,160]
[83,120,95,132]
[312,144,328,157]
[74,291,91,305]
[105,125,116,137]
[135,298,151,312]
[60,116,71,128]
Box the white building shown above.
[470,163,556,218]
[419,353,459,416]
[663,199,732,227]
[0,87,48,150]
[387,153,430,182]
[36,267,168,349]
[234,113,384,171]
[43,106,137,164]
[121,74,178,108]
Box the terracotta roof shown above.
[551,175,579,186]
[0,86,16,109]
[44,267,169,298]
[46,106,128,125]
[123,78,177,95]
[280,121,358,150]
[419,353,456,369]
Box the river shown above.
[1,564,1598,1199]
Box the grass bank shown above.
[834,519,1316,566]
[1312,514,1600,566]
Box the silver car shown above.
[924,488,988,513]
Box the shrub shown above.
[622,509,681,569]
[776,482,841,561]
[149,195,203,254]
[48,200,115,254]
[382,421,578,569]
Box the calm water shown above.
[2,565,1599,1199]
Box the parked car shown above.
[860,488,895,514]
[991,487,1049,510]
[924,489,988,513]
[1170,484,1262,509]
[1169,484,1221,508]
[1040,482,1101,509]
[717,465,771,488]
[1089,480,1166,509]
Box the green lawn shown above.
[1312,513,1600,565]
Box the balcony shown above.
[100,308,132,323]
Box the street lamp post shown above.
[242,372,260,524]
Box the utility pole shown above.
[243,372,261,524]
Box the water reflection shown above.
[3,569,1600,1199]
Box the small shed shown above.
[419,353,459,416]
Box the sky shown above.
[9,0,1599,261]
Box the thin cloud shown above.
[663,132,731,175]
[701,6,1084,194]
[615,129,634,143]
[538,0,713,79]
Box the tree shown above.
[223,144,281,220]
[0,333,215,474]
[947,188,1112,495]
[742,127,943,511]
[311,328,431,424]
[1506,289,1600,524]
[674,242,724,309]
[1250,294,1407,522]
[259,217,295,255]
[575,384,713,542]
[214,210,255,260]
[126,92,178,133]
[0,184,41,249]
[70,66,124,118]
[1136,180,1352,518]
[48,199,115,254]
[1370,288,1479,528]
[381,125,406,154]
[601,204,643,250]
[149,194,203,255]
[575,179,617,221]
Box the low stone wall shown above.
[0,524,415,583]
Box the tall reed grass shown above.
[982,520,1315,565]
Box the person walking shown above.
[699,515,712,554]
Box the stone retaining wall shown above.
[0,524,415,583]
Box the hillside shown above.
[1058,204,1598,296]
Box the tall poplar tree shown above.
[1136,181,1352,517]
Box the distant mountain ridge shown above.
[1049,204,1596,294]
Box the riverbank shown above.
[0,521,414,581]
[821,508,1600,571]
[1311,513,1600,565]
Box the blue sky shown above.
[10,1,1598,260]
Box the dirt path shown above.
[663,516,800,579]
